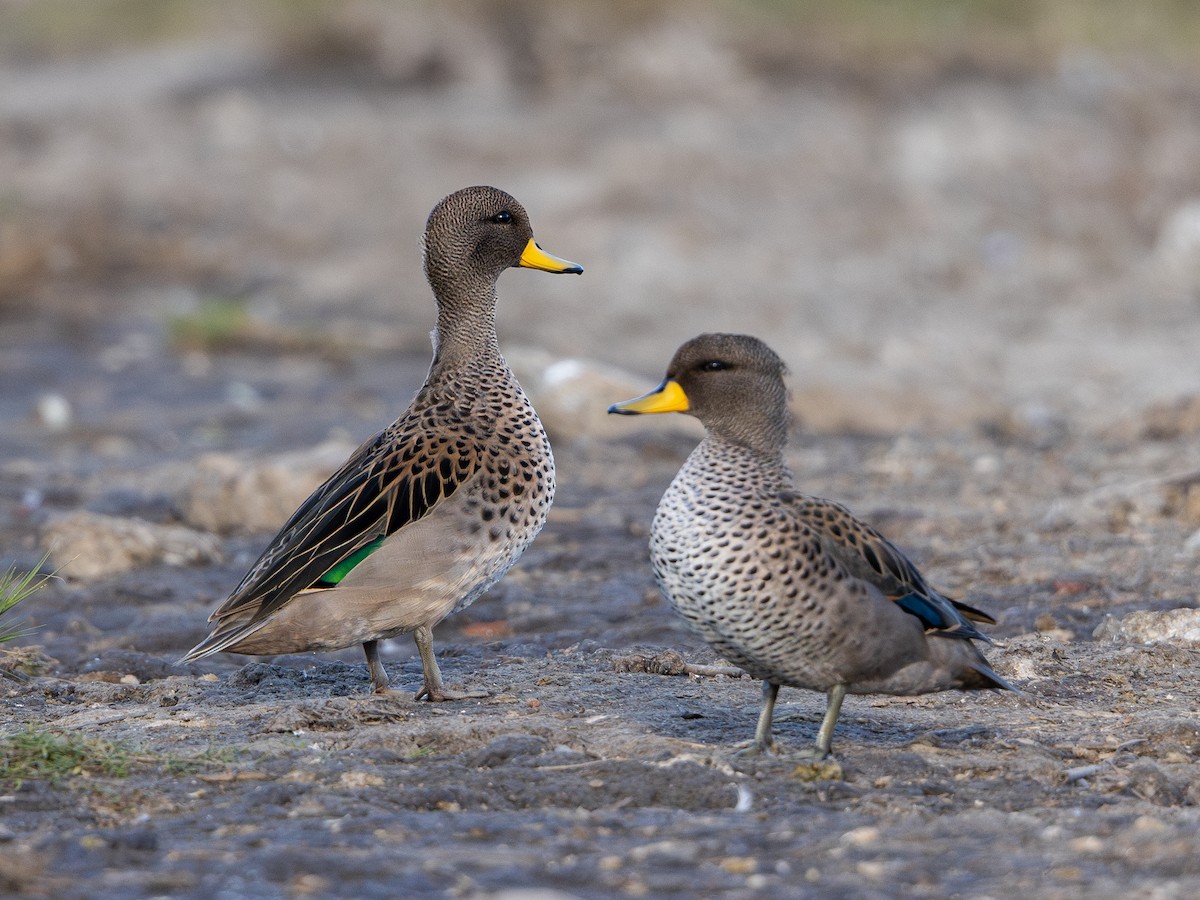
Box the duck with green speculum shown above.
[183,186,582,699]
[609,333,1014,759]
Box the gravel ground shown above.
[4,4,1200,897]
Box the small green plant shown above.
[0,728,132,788]
[168,296,254,352]
[160,744,243,776]
[0,728,243,789]
[0,552,54,647]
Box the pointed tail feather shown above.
[179,617,269,664]
[962,658,1019,694]
[951,598,997,625]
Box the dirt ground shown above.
[5,3,1200,898]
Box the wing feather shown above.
[781,492,992,641]
[207,409,484,630]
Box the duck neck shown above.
[429,279,502,370]
[698,430,792,491]
[705,407,789,461]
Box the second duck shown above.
[609,333,1013,759]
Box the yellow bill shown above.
[518,238,583,274]
[607,379,689,415]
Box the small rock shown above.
[1132,815,1168,834]
[719,856,758,875]
[41,510,222,581]
[792,758,844,782]
[1139,395,1200,440]
[1123,759,1185,804]
[467,734,549,768]
[1068,835,1104,854]
[1155,199,1200,276]
[631,840,700,864]
[840,826,880,846]
[339,771,384,788]
[856,861,888,881]
[1184,528,1200,554]
[1093,608,1200,644]
[35,393,72,431]
[179,439,355,534]
[612,649,688,676]
[105,828,158,852]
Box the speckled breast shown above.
[648,442,838,688]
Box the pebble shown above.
[718,857,757,875]
[855,861,887,880]
[631,841,698,864]
[840,826,880,846]
[178,439,355,534]
[339,771,384,788]
[1155,199,1200,274]
[1132,816,1167,834]
[1068,835,1104,853]
[35,393,72,431]
[1093,608,1200,644]
[41,510,222,581]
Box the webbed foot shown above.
[414,684,489,702]
[732,738,776,760]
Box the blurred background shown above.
[3,0,1200,458]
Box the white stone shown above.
[1093,608,1200,645]
[179,439,356,535]
[41,510,222,581]
[35,393,72,431]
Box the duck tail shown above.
[962,657,1019,694]
[950,597,997,626]
[179,617,265,664]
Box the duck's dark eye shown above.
[491,211,513,224]
[701,360,729,372]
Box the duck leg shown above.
[412,624,488,701]
[362,639,392,693]
[796,683,847,760]
[734,680,780,757]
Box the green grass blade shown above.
[0,551,57,644]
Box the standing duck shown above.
[184,186,582,699]
[609,333,1012,758]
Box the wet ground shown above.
[4,3,1200,897]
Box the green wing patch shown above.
[317,535,387,587]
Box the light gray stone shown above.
[41,510,222,581]
[1093,608,1200,644]
[179,439,355,535]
